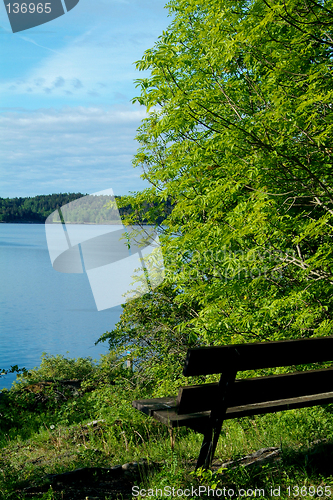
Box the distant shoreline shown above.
[0,221,45,224]
[0,193,170,225]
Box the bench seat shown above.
[133,391,333,428]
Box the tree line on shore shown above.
[0,193,86,223]
[0,193,172,224]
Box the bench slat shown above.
[132,397,177,416]
[177,368,333,414]
[184,337,333,376]
[151,392,333,428]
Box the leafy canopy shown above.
[106,0,333,383]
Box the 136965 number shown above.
[6,3,51,13]
[287,486,331,497]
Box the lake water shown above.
[0,224,122,389]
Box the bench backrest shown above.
[177,368,333,414]
[177,337,333,415]
[183,337,333,376]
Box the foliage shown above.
[0,365,28,378]
[97,282,204,395]
[113,0,333,360]
[0,353,135,435]
[14,353,99,383]
[191,465,227,490]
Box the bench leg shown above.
[209,420,224,467]
[198,368,236,468]
[195,427,213,470]
[195,419,225,470]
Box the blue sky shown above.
[0,0,171,198]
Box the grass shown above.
[1,354,333,499]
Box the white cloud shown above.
[0,105,149,197]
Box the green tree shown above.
[109,0,333,379]
[98,282,202,394]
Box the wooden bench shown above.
[133,336,333,469]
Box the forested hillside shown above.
[0,193,172,223]
[0,193,86,223]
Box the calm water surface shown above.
[0,224,121,389]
